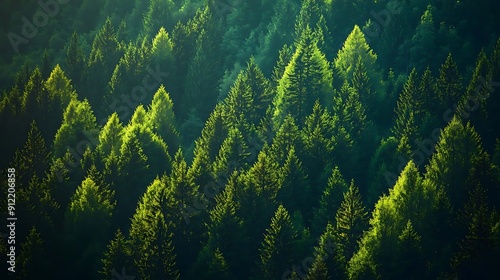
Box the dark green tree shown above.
[143,0,175,38]
[335,181,368,261]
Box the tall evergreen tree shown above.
[335,181,368,261]
[435,53,463,112]
[306,223,346,280]
[273,25,333,127]
[257,205,298,280]
[313,166,349,236]
[65,31,85,86]
[143,0,175,38]
[147,85,179,155]
[64,177,114,279]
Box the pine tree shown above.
[64,177,114,279]
[277,147,310,218]
[301,101,336,191]
[410,5,436,73]
[335,181,368,261]
[334,25,381,87]
[294,0,322,40]
[166,149,205,275]
[45,64,77,111]
[53,98,98,159]
[393,220,424,279]
[457,50,492,148]
[65,31,85,85]
[269,114,302,165]
[137,211,180,280]
[271,44,294,85]
[313,166,349,236]
[150,27,176,93]
[450,186,499,279]
[100,229,133,279]
[96,112,124,160]
[147,85,179,155]
[88,17,120,69]
[306,223,346,280]
[351,56,374,114]
[273,25,333,127]
[425,117,487,209]
[436,53,463,112]
[257,205,298,280]
[41,50,51,80]
[392,68,420,144]
[224,70,253,129]
[205,182,246,276]
[349,161,432,279]
[17,227,50,279]
[212,128,251,181]
[244,57,274,123]
[143,0,175,38]
[334,81,367,143]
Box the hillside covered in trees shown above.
[1,0,500,279]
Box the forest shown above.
[1,0,500,279]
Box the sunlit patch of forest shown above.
[1,0,500,279]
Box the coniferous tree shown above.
[53,98,98,159]
[269,114,302,166]
[17,227,50,279]
[273,25,333,127]
[64,177,114,279]
[147,85,179,155]
[435,53,463,113]
[392,68,420,145]
[335,181,368,261]
[257,205,298,280]
[450,186,500,279]
[410,5,437,73]
[313,166,348,236]
[271,44,294,85]
[277,147,310,218]
[143,0,175,38]
[166,149,205,275]
[334,25,381,90]
[100,229,133,280]
[306,223,346,280]
[65,31,85,86]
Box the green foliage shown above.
[313,166,348,236]
[65,177,114,279]
[2,1,500,279]
[257,205,298,280]
[53,98,98,158]
[334,25,380,87]
[143,0,175,38]
[306,223,346,280]
[335,181,368,261]
[273,25,333,126]
[147,85,179,154]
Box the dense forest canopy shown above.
[1,0,500,279]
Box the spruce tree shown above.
[335,181,368,261]
[257,205,298,280]
[273,25,333,127]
